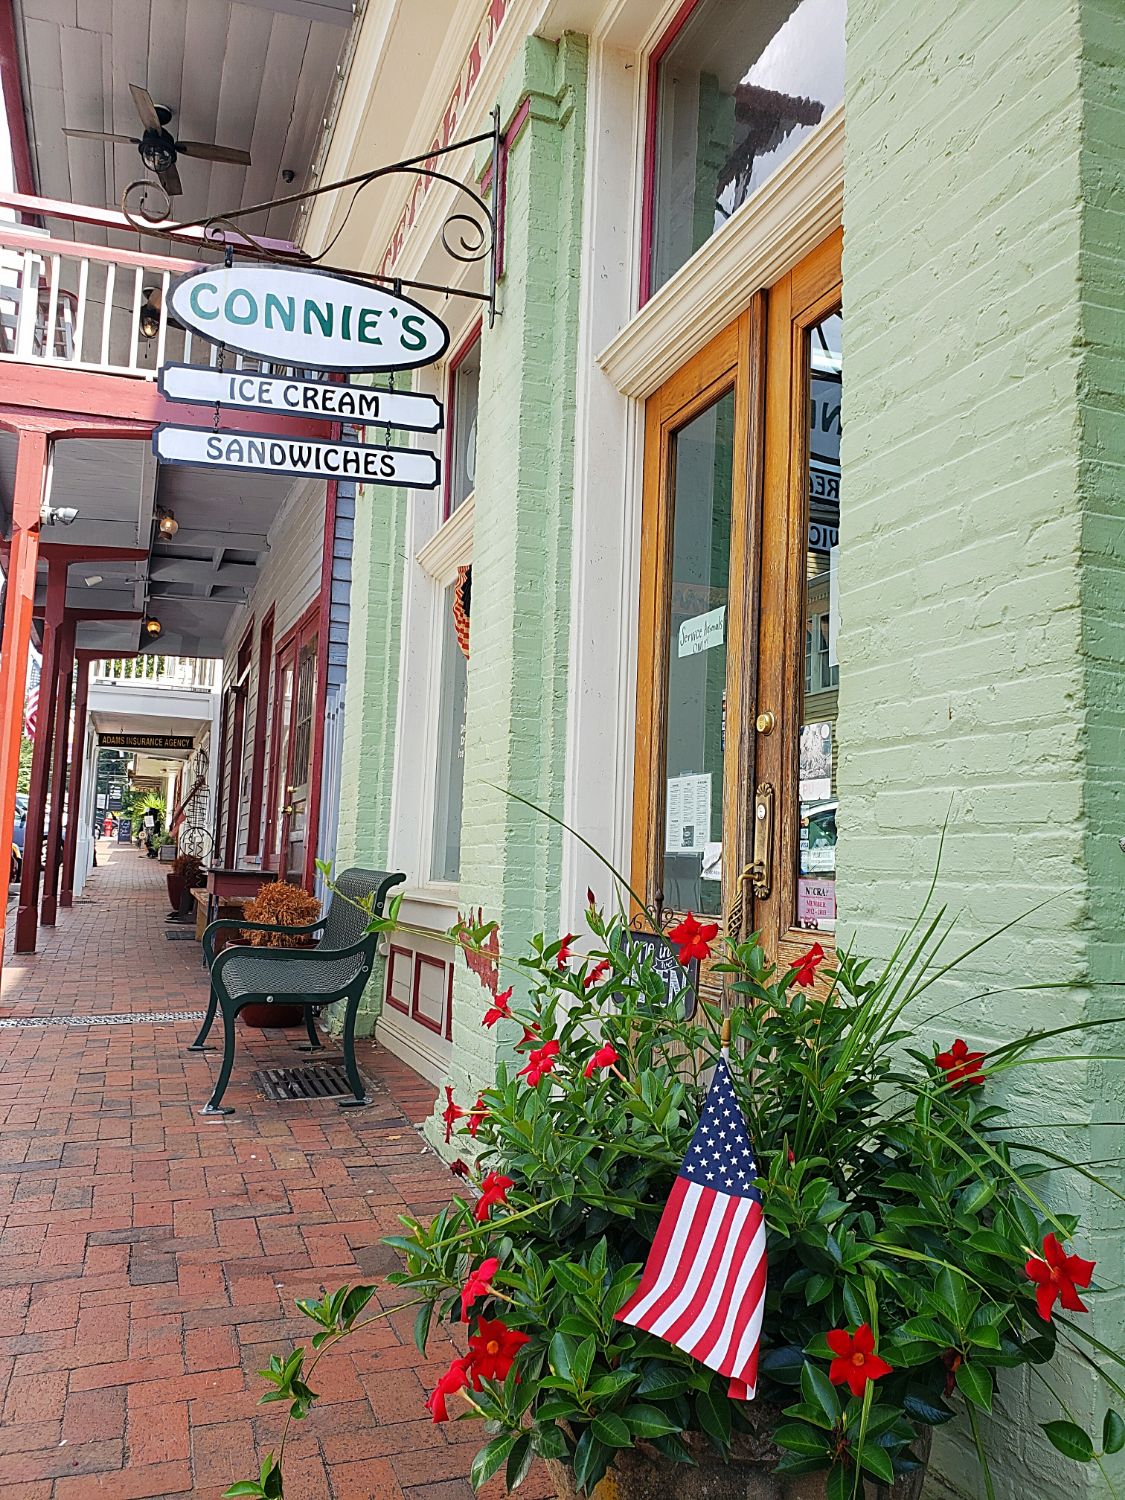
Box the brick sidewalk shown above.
[0,846,553,1500]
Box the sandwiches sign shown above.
[168,264,450,372]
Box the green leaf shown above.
[548,1332,577,1385]
[571,1428,609,1494]
[826,1464,852,1500]
[636,1362,693,1400]
[695,1388,732,1449]
[413,1301,433,1355]
[572,1336,596,1390]
[506,1433,535,1491]
[955,1361,993,1412]
[937,1267,977,1330]
[470,1434,516,1491]
[903,1393,955,1426]
[800,1361,841,1424]
[622,1404,682,1439]
[775,1422,831,1458]
[959,1180,996,1216]
[533,1423,568,1461]
[1103,1410,1125,1455]
[1041,1421,1094,1463]
[590,1414,631,1449]
[223,1486,266,1498]
[858,1443,895,1483]
[900,1316,952,1346]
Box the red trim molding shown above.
[245,607,275,858]
[639,0,703,307]
[0,1,36,200]
[222,624,255,868]
[385,944,413,1014]
[411,953,448,1036]
[442,322,482,521]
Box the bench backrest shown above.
[317,868,405,953]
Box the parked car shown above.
[11,795,27,880]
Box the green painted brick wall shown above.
[423,33,588,1146]
[841,0,1123,1494]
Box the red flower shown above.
[934,1038,987,1090]
[460,1256,500,1320]
[441,1086,465,1144]
[584,1043,620,1079]
[556,933,579,970]
[425,1356,470,1422]
[583,959,611,990]
[482,987,514,1028]
[586,887,597,908]
[473,1171,513,1223]
[668,912,718,966]
[940,1348,962,1397]
[826,1324,893,1398]
[449,1159,470,1178]
[518,1039,559,1087]
[1025,1234,1095,1322]
[791,942,826,988]
[516,1024,540,1049]
[466,1317,530,1384]
[466,1095,488,1138]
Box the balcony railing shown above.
[0,206,309,382]
[91,656,218,690]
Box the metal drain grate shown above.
[165,929,196,941]
[0,1011,206,1028]
[252,1060,365,1101]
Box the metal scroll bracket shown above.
[121,105,505,324]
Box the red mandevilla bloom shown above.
[516,1024,540,1049]
[583,959,612,990]
[667,911,719,966]
[466,1095,488,1138]
[425,1356,470,1422]
[449,1159,471,1178]
[586,887,597,908]
[934,1037,987,1090]
[460,1256,500,1321]
[791,942,826,988]
[584,1044,620,1079]
[466,1317,530,1384]
[826,1323,893,1398]
[473,1172,514,1223]
[1025,1233,1096,1322]
[441,1086,465,1144]
[556,933,579,970]
[482,987,514,1028]
[517,1038,560,1087]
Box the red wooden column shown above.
[0,429,48,965]
[41,617,76,926]
[15,557,67,954]
[59,653,91,907]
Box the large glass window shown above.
[446,336,480,515]
[431,587,468,882]
[647,0,845,295]
[796,311,841,934]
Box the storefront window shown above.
[659,389,735,917]
[796,310,841,934]
[431,588,468,882]
[647,0,845,295]
[446,335,480,515]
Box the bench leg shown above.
[338,992,369,1108]
[188,984,218,1051]
[297,1005,324,1053]
[200,1002,238,1116]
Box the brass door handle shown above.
[750,782,774,900]
[281,804,296,816]
[727,862,755,940]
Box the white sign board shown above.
[168,265,449,372]
[665,772,712,856]
[678,605,726,658]
[158,365,444,432]
[153,425,440,489]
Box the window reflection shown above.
[796,311,841,933]
[649,0,845,295]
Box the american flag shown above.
[615,1057,767,1400]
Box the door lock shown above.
[755,710,777,735]
[750,782,774,899]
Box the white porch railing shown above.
[0,217,311,382]
[91,655,219,689]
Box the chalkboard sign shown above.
[613,928,700,1019]
[108,785,123,809]
[116,818,133,843]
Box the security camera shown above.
[40,503,79,526]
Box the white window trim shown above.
[416,494,475,586]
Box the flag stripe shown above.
[616,1178,701,1326]
[655,1195,754,1344]
[691,1212,766,1368]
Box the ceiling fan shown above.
[62,84,251,197]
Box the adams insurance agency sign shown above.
[168,264,449,373]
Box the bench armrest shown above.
[202,916,325,967]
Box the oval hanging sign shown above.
[167,264,450,373]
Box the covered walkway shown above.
[0,845,547,1499]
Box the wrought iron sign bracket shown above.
[122,107,504,325]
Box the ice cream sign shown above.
[168,265,449,372]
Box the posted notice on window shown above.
[677,605,726,658]
[666,773,712,855]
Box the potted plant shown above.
[158,833,177,863]
[236,880,321,1028]
[167,850,205,914]
[225,893,1124,1500]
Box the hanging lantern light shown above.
[143,617,163,642]
[156,508,178,538]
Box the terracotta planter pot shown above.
[166,872,183,912]
[545,1422,930,1500]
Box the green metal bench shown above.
[189,867,405,1115]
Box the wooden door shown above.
[276,622,318,883]
[632,234,842,975]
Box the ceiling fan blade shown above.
[157,162,183,196]
[129,83,163,133]
[175,141,252,165]
[63,128,140,145]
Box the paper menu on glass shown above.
[665,773,711,855]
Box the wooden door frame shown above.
[222,624,254,868]
[264,599,321,887]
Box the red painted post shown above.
[41,618,75,926]
[0,429,47,966]
[15,557,67,954]
[59,655,91,907]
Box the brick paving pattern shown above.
[0,846,554,1500]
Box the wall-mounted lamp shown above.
[40,502,78,526]
[139,286,162,340]
[156,508,179,538]
[143,617,163,642]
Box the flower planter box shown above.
[158,844,176,863]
